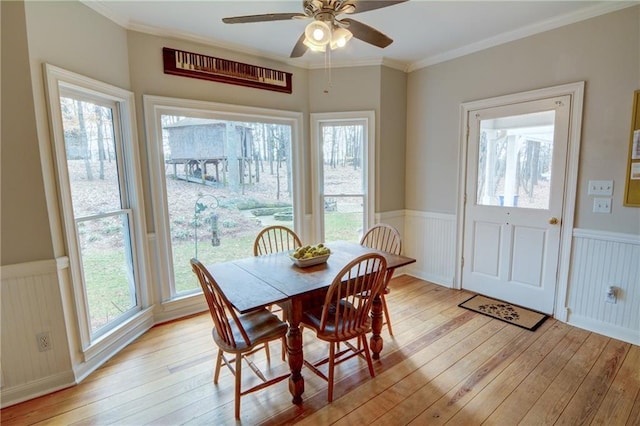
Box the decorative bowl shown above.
[289,253,330,268]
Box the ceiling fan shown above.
[222,0,408,58]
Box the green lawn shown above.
[83,212,362,324]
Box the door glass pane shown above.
[321,122,365,243]
[78,214,136,333]
[160,115,294,294]
[60,95,138,337]
[476,111,555,209]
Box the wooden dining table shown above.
[206,240,416,404]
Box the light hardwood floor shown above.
[2,276,639,425]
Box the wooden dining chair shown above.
[300,253,387,402]
[253,225,302,256]
[190,259,289,420]
[359,223,402,336]
[253,225,302,360]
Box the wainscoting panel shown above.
[567,229,640,345]
[0,260,75,407]
[402,210,457,287]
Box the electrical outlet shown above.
[593,197,612,213]
[605,286,617,304]
[588,180,614,196]
[36,331,53,352]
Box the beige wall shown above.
[406,6,640,234]
[308,65,407,212]
[308,65,381,111]
[25,1,131,90]
[7,0,133,267]
[1,1,54,265]
[379,66,407,212]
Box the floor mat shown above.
[458,294,548,331]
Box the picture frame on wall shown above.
[624,90,640,205]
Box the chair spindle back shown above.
[360,223,402,255]
[253,225,302,256]
[318,253,387,339]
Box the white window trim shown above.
[43,64,152,361]
[310,111,376,243]
[142,95,305,309]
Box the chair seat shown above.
[214,308,288,353]
[302,300,372,342]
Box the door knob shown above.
[549,217,559,225]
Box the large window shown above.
[45,65,150,352]
[144,96,303,300]
[311,111,375,243]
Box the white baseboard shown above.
[568,313,640,346]
[404,269,454,288]
[0,371,76,409]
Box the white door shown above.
[462,95,570,314]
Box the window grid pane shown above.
[77,214,136,334]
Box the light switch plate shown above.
[588,180,614,196]
[593,197,612,213]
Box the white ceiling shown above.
[83,0,636,71]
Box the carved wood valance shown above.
[162,47,292,94]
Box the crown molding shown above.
[81,0,309,69]
[82,0,637,74]
[306,56,407,71]
[407,1,638,72]
[80,0,407,72]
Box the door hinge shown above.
[461,256,464,267]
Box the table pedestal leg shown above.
[370,294,384,360]
[286,303,304,404]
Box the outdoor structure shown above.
[164,118,255,189]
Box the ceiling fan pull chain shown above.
[324,48,332,94]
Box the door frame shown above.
[456,82,584,320]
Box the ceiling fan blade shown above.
[222,13,306,24]
[341,18,393,48]
[290,32,309,58]
[348,0,408,15]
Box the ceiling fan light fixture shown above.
[304,20,331,47]
[303,37,327,52]
[330,27,352,49]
